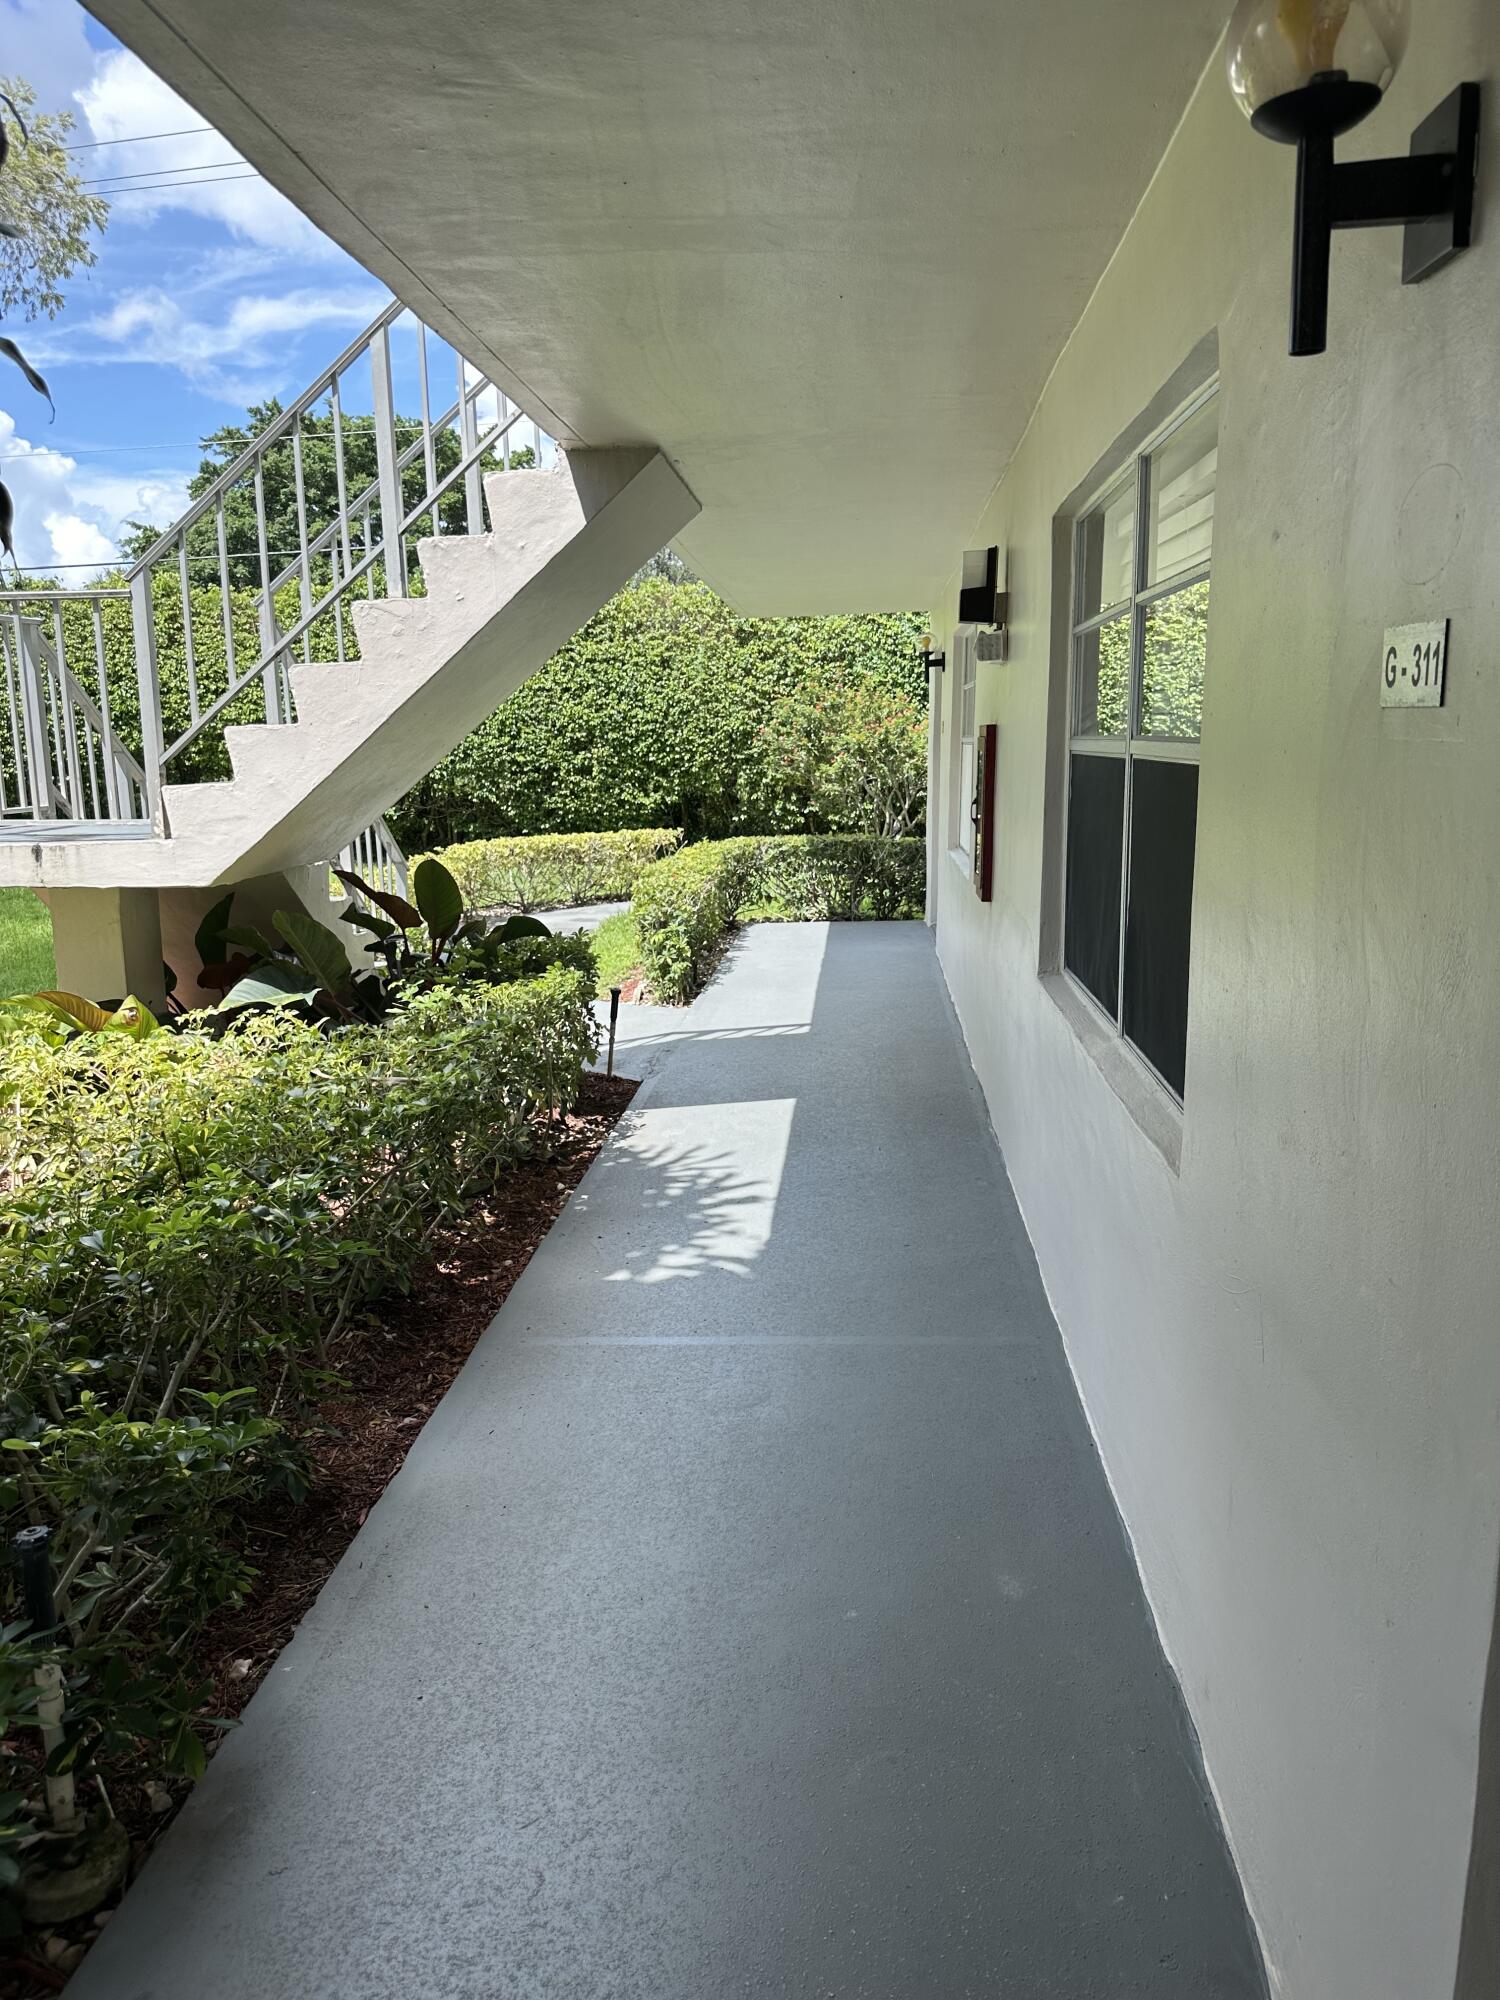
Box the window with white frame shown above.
[955,633,978,861]
[1064,387,1216,1101]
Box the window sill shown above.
[947,845,975,886]
[1040,973,1183,1173]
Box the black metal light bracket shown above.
[1283,80,1480,356]
[958,546,1000,626]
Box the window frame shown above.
[1063,382,1217,1103]
[953,630,979,865]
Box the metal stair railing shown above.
[338,816,409,907]
[0,594,151,825]
[130,299,545,792]
[0,299,550,873]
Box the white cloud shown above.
[75,48,339,257]
[33,282,386,401]
[0,409,191,574]
[42,512,114,569]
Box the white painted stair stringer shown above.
[3,449,698,890]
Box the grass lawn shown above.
[589,908,641,996]
[0,888,55,994]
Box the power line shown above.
[81,156,243,188]
[0,444,199,461]
[64,124,213,153]
[86,169,262,196]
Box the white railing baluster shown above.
[91,600,122,820]
[370,322,408,600]
[459,352,483,532]
[418,323,440,539]
[215,503,237,699]
[129,572,165,825]
[15,620,55,819]
[178,539,200,722]
[292,417,313,662]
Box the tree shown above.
[758,669,927,839]
[391,578,928,848]
[0,76,109,321]
[121,401,534,587]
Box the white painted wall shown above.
[928,16,1500,2000]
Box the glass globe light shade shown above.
[1226,0,1409,142]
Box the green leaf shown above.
[170,1725,207,1781]
[497,914,552,942]
[221,924,280,961]
[194,891,236,970]
[105,996,160,1038]
[272,909,352,1002]
[332,868,420,932]
[412,857,464,940]
[216,963,321,1012]
[0,337,53,420]
[338,905,397,942]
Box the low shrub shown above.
[750,835,925,923]
[422,829,683,913]
[633,838,763,1004]
[632,835,925,1002]
[0,960,597,1875]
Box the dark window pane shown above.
[1064,753,1125,1017]
[1123,758,1199,1096]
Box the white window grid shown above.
[1064,383,1217,1097]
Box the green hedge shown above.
[0,963,596,1835]
[634,835,926,1003]
[633,838,765,1004]
[392,580,927,848]
[751,835,926,923]
[424,828,683,912]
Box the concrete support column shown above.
[47,887,165,1012]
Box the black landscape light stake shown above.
[1225,1,1479,355]
[607,986,621,1077]
[14,1523,79,1833]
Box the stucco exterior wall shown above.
[927,15,1500,2000]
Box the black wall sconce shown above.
[958,547,1010,658]
[920,635,946,674]
[1226,0,1480,356]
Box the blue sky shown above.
[0,0,388,575]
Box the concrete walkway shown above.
[75,923,1264,2000]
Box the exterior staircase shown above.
[0,299,698,998]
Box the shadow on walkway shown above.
[73,922,1266,2000]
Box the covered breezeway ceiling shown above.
[86,0,1227,613]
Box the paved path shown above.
[76,924,1264,2000]
[485,899,628,935]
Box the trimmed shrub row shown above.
[423,828,683,913]
[634,835,925,1003]
[633,839,764,1005]
[752,835,926,925]
[0,956,596,1831]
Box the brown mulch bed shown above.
[2,1070,637,1997]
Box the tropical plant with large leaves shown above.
[205,858,554,1022]
[0,990,159,1045]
